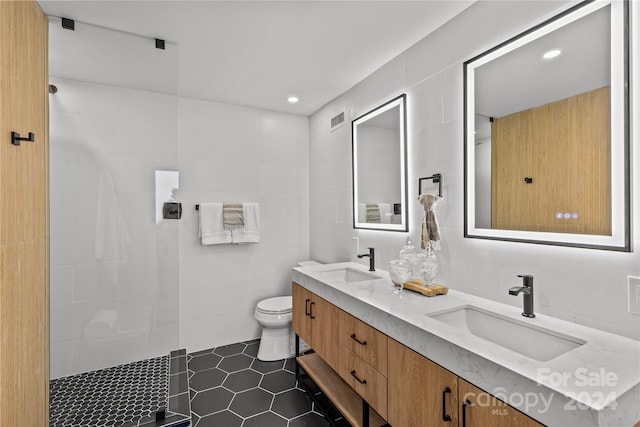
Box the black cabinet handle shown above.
[462,399,473,427]
[304,299,310,316]
[442,387,452,422]
[350,333,367,346]
[350,370,367,385]
[309,301,315,319]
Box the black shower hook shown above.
[11,131,35,146]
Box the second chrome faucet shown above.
[509,274,535,318]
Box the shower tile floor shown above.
[50,355,170,427]
[187,340,330,427]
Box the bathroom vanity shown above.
[292,263,640,427]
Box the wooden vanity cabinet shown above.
[459,379,544,427]
[293,282,545,427]
[292,282,339,368]
[388,338,459,427]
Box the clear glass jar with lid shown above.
[398,237,419,280]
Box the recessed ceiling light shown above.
[287,96,299,104]
[543,49,561,59]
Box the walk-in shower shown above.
[48,16,186,426]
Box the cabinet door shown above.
[388,338,458,427]
[459,379,544,427]
[292,282,312,345]
[310,294,339,369]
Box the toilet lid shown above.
[257,296,292,314]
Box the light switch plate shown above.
[628,276,640,314]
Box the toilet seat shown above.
[256,296,292,315]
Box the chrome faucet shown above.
[357,247,375,271]
[509,274,535,318]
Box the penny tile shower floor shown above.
[50,355,169,426]
[188,339,330,427]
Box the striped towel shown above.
[366,204,381,223]
[223,203,244,230]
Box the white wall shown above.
[177,98,310,352]
[309,0,640,340]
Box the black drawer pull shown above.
[350,333,367,346]
[462,399,473,427]
[304,299,310,316]
[309,301,315,319]
[350,370,367,385]
[442,386,452,422]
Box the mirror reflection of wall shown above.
[352,94,407,231]
[357,107,401,224]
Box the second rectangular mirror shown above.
[352,94,408,231]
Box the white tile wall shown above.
[177,97,309,353]
[309,0,640,341]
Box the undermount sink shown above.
[316,268,381,283]
[427,305,586,362]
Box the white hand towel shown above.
[232,203,260,243]
[378,203,392,224]
[199,202,232,245]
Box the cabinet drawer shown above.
[338,345,388,420]
[339,310,387,375]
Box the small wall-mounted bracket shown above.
[11,131,35,146]
[61,17,75,31]
[524,177,534,184]
[155,39,165,50]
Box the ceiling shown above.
[38,0,474,116]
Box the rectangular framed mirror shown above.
[464,0,630,251]
[352,94,408,231]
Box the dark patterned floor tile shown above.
[189,353,222,372]
[260,369,297,394]
[189,348,215,357]
[213,342,246,357]
[243,342,260,357]
[191,387,234,417]
[242,411,288,427]
[189,368,227,392]
[229,387,274,418]
[251,358,285,374]
[218,353,253,373]
[222,368,262,392]
[271,388,313,419]
[289,411,331,427]
[196,410,242,427]
[284,357,296,373]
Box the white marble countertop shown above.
[292,262,640,427]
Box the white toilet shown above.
[254,296,294,361]
[254,261,319,361]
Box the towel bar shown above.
[418,174,442,197]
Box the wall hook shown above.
[11,132,35,146]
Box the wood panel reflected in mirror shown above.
[352,94,408,231]
[464,0,630,251]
